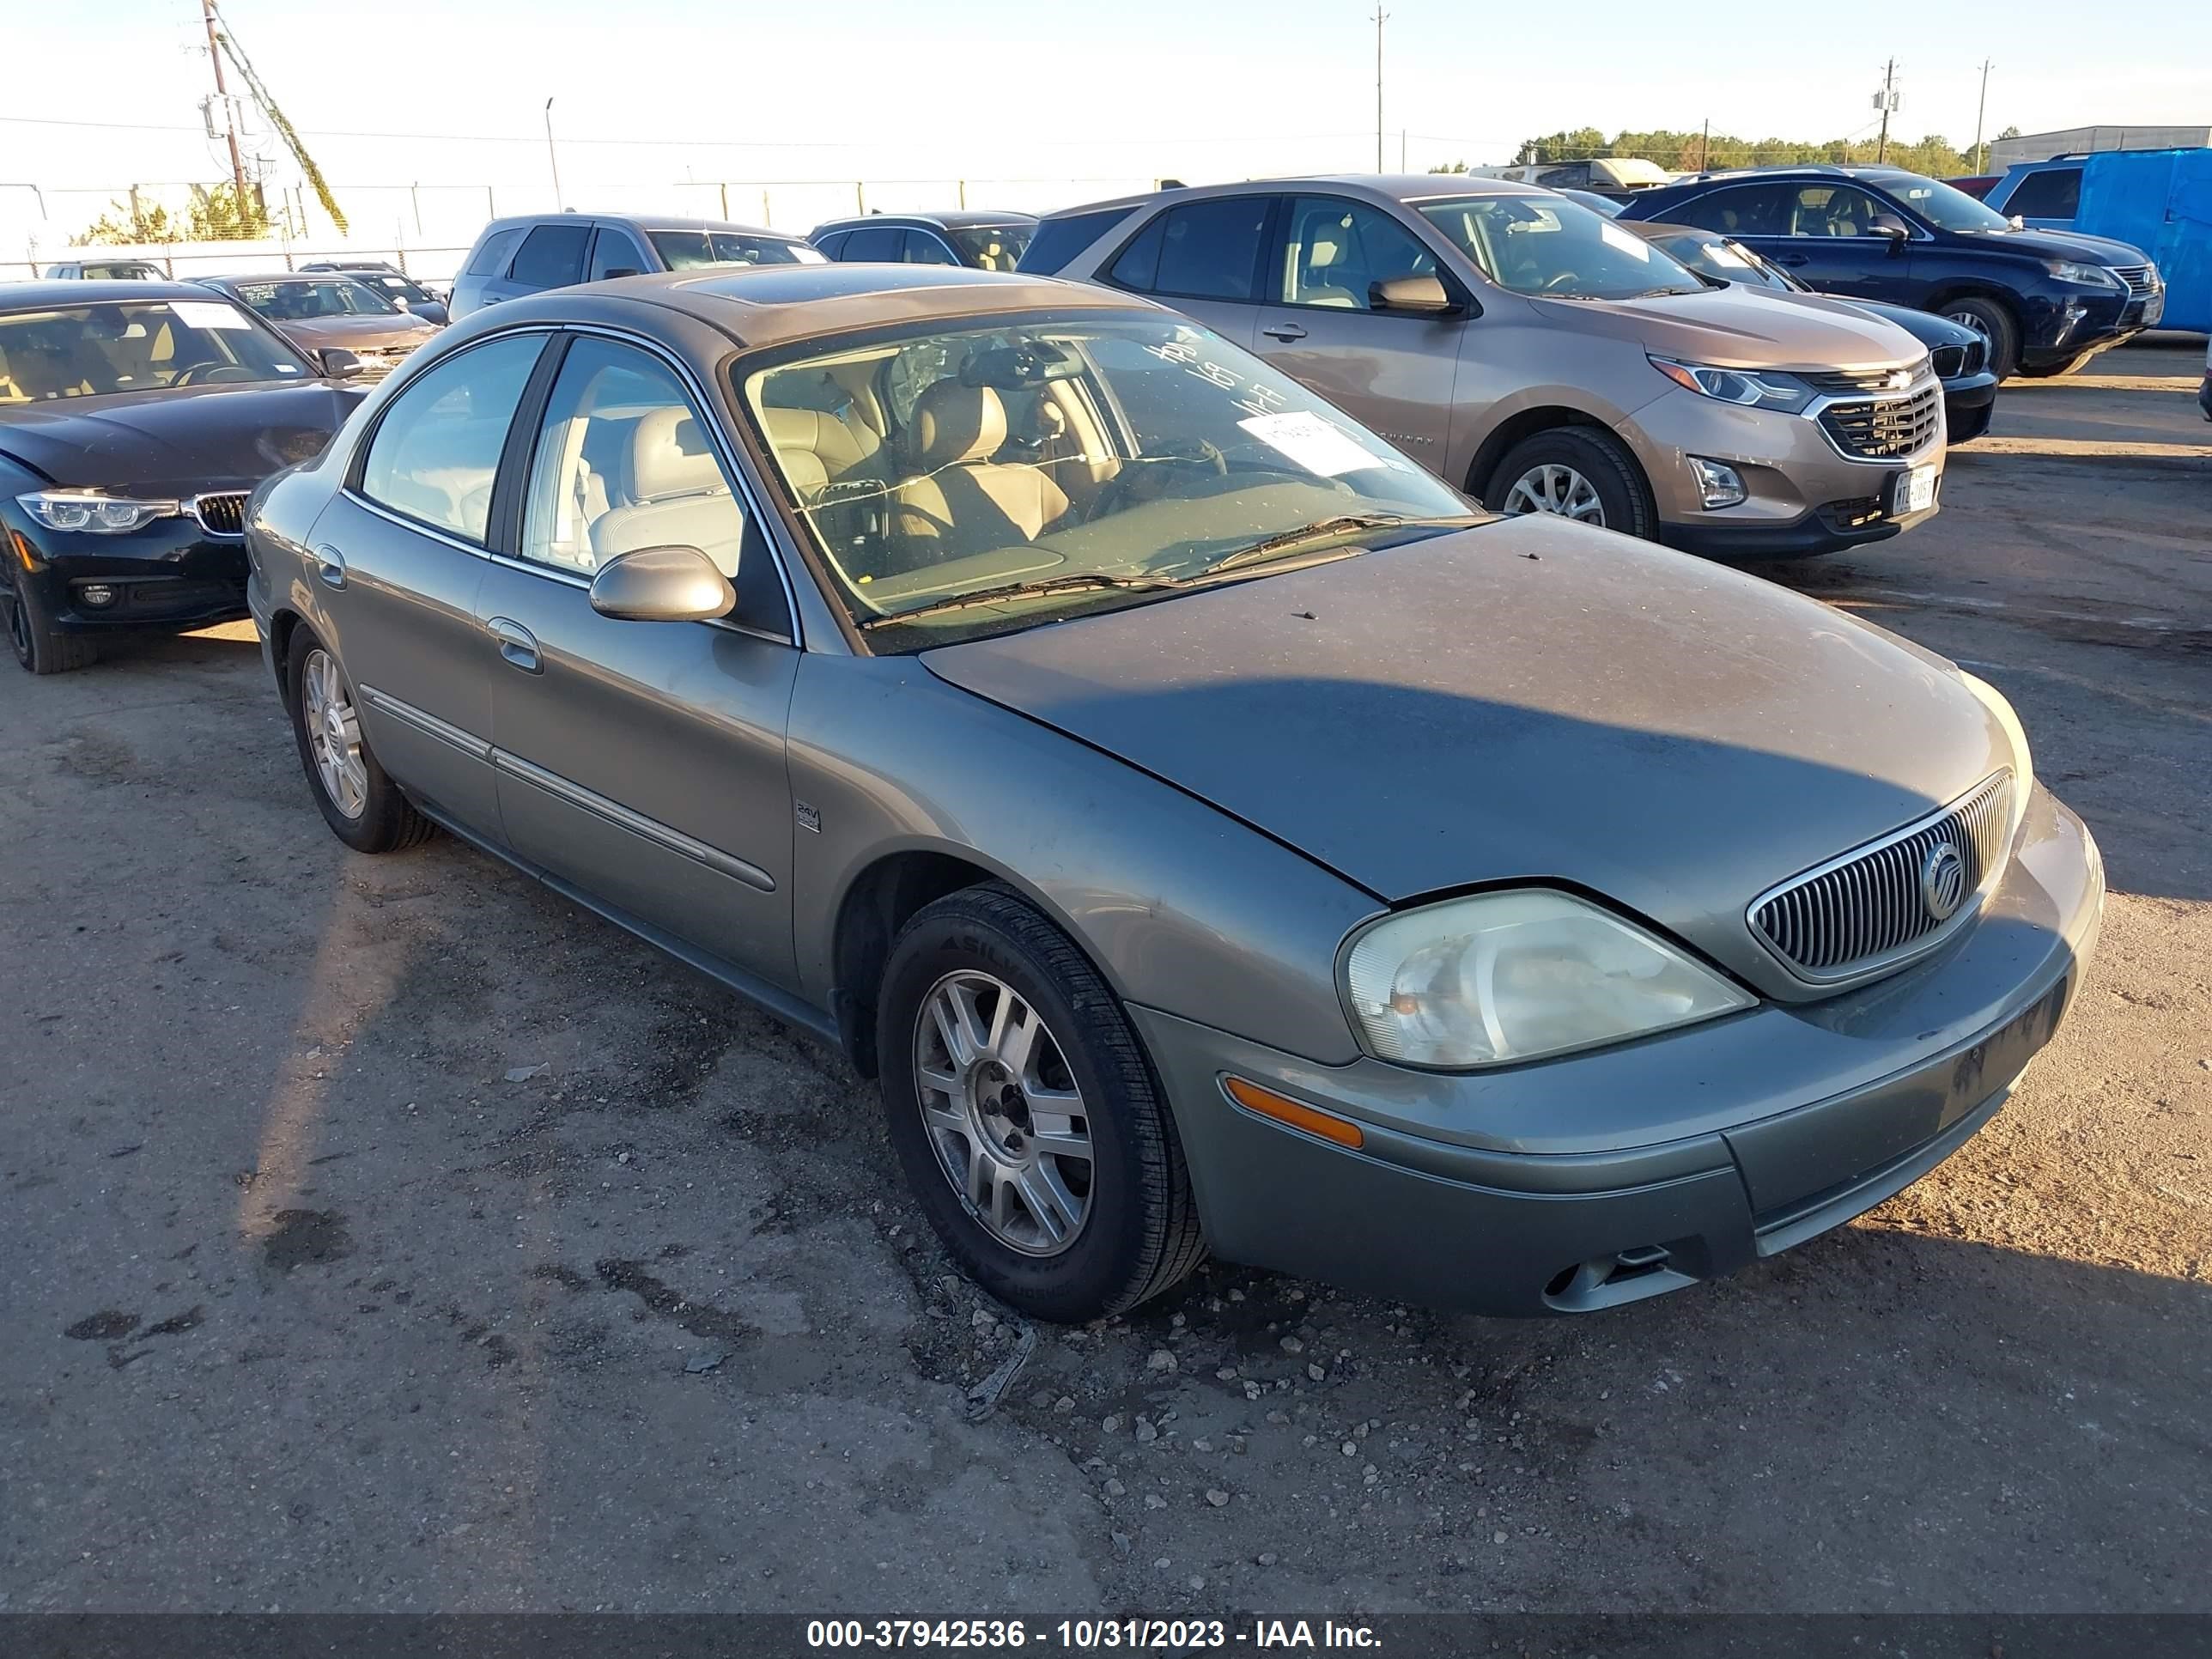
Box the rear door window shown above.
[1669,184,1796,238]
[2004,167,2081,220]
[841,225,903,261]
[1122,198,1272,301]
[508,223,591,289]
[902,230,960,265]
[357,333,545,543]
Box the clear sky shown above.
[3,0,2207,260]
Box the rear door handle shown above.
[1775,253,1810,267]
[312,544,347,589]
[1261,321,1309,342]
[486,616,541,674]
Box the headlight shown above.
[1650,356,1814,414]
[15,490,180,534]
[1341,890,1754,1069]
[2045,260,2121,289]
[1955,669,2035,839]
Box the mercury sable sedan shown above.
[244,264,2103,1322]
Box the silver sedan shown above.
[244,264,2102,1322]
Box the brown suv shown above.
[1028,176,1946,556]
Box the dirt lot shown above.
[3,343,2207,1617]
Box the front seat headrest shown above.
[628,406,723,501]
[906,381,1006,471]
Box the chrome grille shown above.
[1820,382,1942,459]
[2109,263,2158,298]
[1750,773,2014,981]
[190,492,249,538]
[1801,360,1928,395]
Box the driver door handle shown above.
[312,544,347,589]
[1262,321,1309,342]
[486,616,541,674]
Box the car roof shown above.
[0,278,249,311]
[1037,173,1555,221]
[477,212,791,238]
[817,210,1037,232]
[465,263,1157,352]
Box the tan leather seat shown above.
[1295,233,1362,307]
[763,405,884,500]
[592,408,744,576]
[888,381,1069,562]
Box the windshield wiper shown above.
[859,572,1185,629]
[1191,513,1478,577]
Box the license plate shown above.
[1892,464,1937,516]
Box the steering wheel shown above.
[1084,440,1230,523]
[1540,271,1582,295]
[173,362,255,387]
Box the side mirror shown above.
[588,544,735,623]
[1370,274,1458,313]
[1869,218,1911,252]
[317,347,363,380]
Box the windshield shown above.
[1650,232,1799,292]
[1877,172,2014,233]
[0,299,312,402]
[949,223,1033,271]
[232,278,401,320]
[647,229,827,270]
[1416,195,1705,299]
[742,313,1479,647]
[353,270,436,304]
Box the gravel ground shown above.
[2,342,2206,1615]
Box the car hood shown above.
[269,314,439,350]
[0,380,362,495]
[1959,225,2152,266]
[1527,283,1923,372]
[1813,295,1978,351]
[921,516,2013,995]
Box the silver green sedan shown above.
[244,264,2103,1322]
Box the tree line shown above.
[1432,125,2024,179]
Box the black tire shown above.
[3,571,100,675]
[878,882,1205,1322]
[2014,349,2100,380]
[284,625,434,854]
[1483,427,1656,539]
[1941,296,2020,380]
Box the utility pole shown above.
[544,97,563,210]
[1972,59,1995,173]
[1875,58,1899,163]
[1372,8,1388,173]
[1700,118,1711,173]
[200,0,249,208]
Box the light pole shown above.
[1972,60,1994,173]
[544,97,564,210]
[1372,8,1389,172]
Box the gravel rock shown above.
[1148,1349,1176,1372]
[1206,1488,1231,1508]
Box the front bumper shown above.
[2020,284,2161,368]
[1621,384,1942,561]
[1130,786,2102,1317]
[1942,369,2000,441]
[12,516,249,634]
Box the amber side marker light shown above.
[1222,1075,1364,1150]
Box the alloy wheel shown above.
[1944,309,1995,346]
[301,647,368,820]
[912,969,1094,1257]
[1503,463,1607,525]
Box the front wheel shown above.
[878,883,1205,1322]
[3,571,100,675]
[1941,297,2021,380]
[1484,428,1656,539]
[285,625,434,854]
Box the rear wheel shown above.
[1,571,100,675]
[285,626,434,854]
[1485,428,1656,539]
[1941,297,2020,380]
[878,882,1205,1322]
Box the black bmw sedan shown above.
[0,281,366,673]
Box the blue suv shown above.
[1619,166,2163,379]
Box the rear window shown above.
[2004,167,2081,220]
[508,222,591,289]
[465,227,526,277]
[1111,198,1271,302]
[1018,207,1135,275]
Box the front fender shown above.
[787,653,1378,1065]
